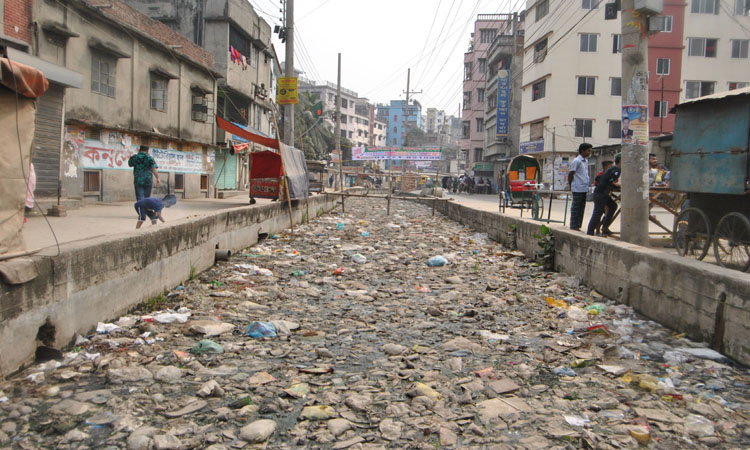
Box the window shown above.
[580,33,598,52]
[655,15,673,32]
[340,114,347,123]
[191,92,209,122]
[462,121,470,138]
[394,115,398,121]
[357,130,362,136]
[392,138,397,144]
[83,170,101,193]
[463,91,472,109]
[654,101,668,118]
[612,34,622,53]
[474,148,483,162]
[174,173,185,191]
[608,120,621,139]
[530,120,544,140]
[582,0,599,9]
[393,126,398,133]
[488,92,497,108]
[250,45,258,68]
[729,81,750,90]
[150,74,168,111]
[656,58,671,75]
[480,29,497,44]
[736,0,750,15]
[477,88,485,103]
[685,81,715,99]
[688,38,718,57]
[577,76,596,95]
[200,174,208,191]
[574,119,593,138]
[476,118,484,132]
[536,0,549,21]
[731,40,749,58]
[532,79,546,101]
[534,38,548,62]
[611,77,622,96]
[691,0,719,14]
[464,62,473,80]
[91,51,116,97]
[478,58,487,73]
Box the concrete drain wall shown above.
[422,199,750,366]
[0,195,338,377]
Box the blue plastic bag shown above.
[426,255,448,267]
[245,322,277,338]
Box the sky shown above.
[251,0,526,116]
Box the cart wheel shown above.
[532,196,544,220]
[713,212,750,272]
[673,207,710,260]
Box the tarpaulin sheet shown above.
[0,58,49,98]
[216,116,279,149]
[280,144,310,199]
[0,89,36,254]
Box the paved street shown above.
[2,197,747,449]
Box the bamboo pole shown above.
[271,111,295,235]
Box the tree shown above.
[293,92,336,160]
[406,125,427,147]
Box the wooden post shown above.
[271,111,295,235]
[387,156,392,215]
[433,116,446,217]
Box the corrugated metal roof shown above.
[676,86,750,107]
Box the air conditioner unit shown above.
[635,0,663,15]
[648,15,668,32]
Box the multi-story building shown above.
[425,108,447,134]
[30,0,218,202]
[124,0,276,191]
[681,0,750,100]
[520,0,750,186]
[298,79,359,143]
[3,0,84,201]
[354,99,387,147]
[482,13,524,190]
[461,14,516,170]
[376,100,422,147]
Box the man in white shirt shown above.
[567,143,592,231]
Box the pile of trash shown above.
[0,198,748,449]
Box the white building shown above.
[681,0,750,99]
[520,0,750,187]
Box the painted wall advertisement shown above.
[352,146,442,161]
[542,155,569,189]
[496,70,510,137]
[68,127,207,174]
[621,105,649,146]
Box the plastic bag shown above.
[245,321,277,338]
[426,255,448,267]
[191,339,224,354]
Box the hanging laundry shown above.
[241,55,248,70]
[229,45,237,63]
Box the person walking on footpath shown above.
[128,144,160,201]
[134,194,176,229]
[567,143,592,231]
[587,153,621,236]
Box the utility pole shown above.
[283,0,294,146]
[620,0,650,245]
[335,53,344,213]
[402,69,422,162]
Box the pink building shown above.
[461,15,515,171]
[647,0,686,136]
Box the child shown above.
[135,194,176,229]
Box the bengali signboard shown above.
[519,139,544,154]
[80,138,205,173]
[496,70,510,137]
[277,77,298,105]
[352,146,441,161]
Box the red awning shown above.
[216,116,279,149]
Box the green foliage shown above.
[294,92,336,161]
[145,293,167,311]
[533,225,555,270]
[189,266,197,281]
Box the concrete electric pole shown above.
[335,53,344,213]
[620,0,650,246]
[283,0,294,146]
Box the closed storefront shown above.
[213,148,237,190]
[32,83,65,197]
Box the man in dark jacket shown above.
[128,145,160,200]
[587,153,621,236]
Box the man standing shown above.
[567,143,592,231]
[587,153,621,236]
[128,144,160,201]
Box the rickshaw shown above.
[500,155,544,218]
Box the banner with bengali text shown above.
[352,146,441,161]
